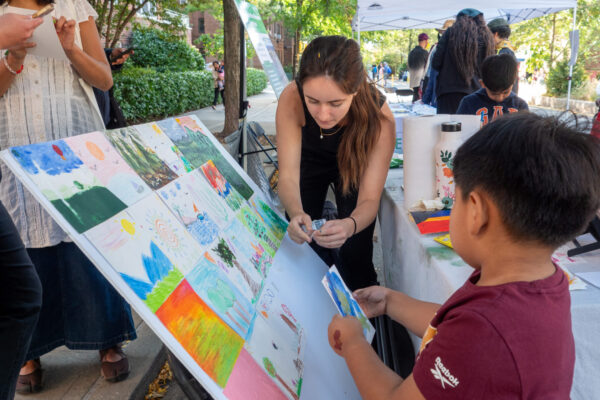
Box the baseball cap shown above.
[418,33,429,41]
[487,18,509,31]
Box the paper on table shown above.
[6,7,68,62]
[576,271,600,289]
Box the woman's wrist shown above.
[346,216,357,237]
[7,51,25,68]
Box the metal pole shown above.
[239,20,249,171]
[566,3,577,111]
[357,17,361,48]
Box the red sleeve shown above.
[412,310,520,399]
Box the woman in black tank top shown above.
[275,35,396,291]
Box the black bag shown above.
[106,88,127,129]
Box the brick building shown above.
[189,10,294,69]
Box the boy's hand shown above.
[328,314,365,357]
[353,286,388,318]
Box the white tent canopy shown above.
[353,0,576,31]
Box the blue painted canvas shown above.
[322,265,375,342]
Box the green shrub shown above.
[114,68,213,122]
[130,27,205,72]
[113,67,268,122]
[247,68,268,96]
[546,60,587,97]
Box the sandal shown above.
[16,358,43,393]
[99,345,130,382]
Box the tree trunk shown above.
[222,0,241,139]
[292,0,303,78]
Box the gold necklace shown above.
[319,125,343,139]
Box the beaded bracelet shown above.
[348,216,357,236]
[2,52,24,75]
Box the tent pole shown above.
[566,3,577,111]
[357,17,361,48]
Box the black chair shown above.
[568,214,600,257]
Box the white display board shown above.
[0,115,359,400]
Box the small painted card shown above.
[244,315,305,400]
[322,265,375,343]
[63,131,151,205]
[105,127,179,190]
[134,123,193,176]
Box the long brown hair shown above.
[447,14,495,83]
[298,35,383,194]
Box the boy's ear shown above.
[467,189,489,237]
[479,79,486,89]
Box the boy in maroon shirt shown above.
[328,113,600,399]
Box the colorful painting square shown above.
[64,131,151,205]
[10,140,127,233]
[105,127,179,190]
[156,280,244,388]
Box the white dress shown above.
[0,0,104,247]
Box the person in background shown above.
[487,18,519,94]
[328,112,598,399]
[456,54,528,124]
[371,64,377,80]
[0,0,137,393]
[0,13,43,400]
[432,8,495,114]
[407,33,429,102]
[276,35,395,292]
[211,60,224,110]
[422,19,454,107]
[93,48,132,129]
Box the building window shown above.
[198,16,205,34]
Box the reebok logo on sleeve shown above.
[430,356,459,389]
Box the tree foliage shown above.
[254,0,356,76]
[90,0,191,47]
[511,0,600,74]
[130,27,205,72]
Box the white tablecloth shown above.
[379,168,600,400]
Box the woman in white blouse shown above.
[0,0,136,392]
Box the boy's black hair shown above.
[453,112,600,247]
[481,54,517,92]
[488,22,511,40]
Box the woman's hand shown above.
[328,314,366,357]
[353,286,388,318]
[312,218,354,249]
[54,17,77,54]
[0,14,43,49]
[287,212,313,244]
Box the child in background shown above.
[456,53,528,125]
[328,113,600,399]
